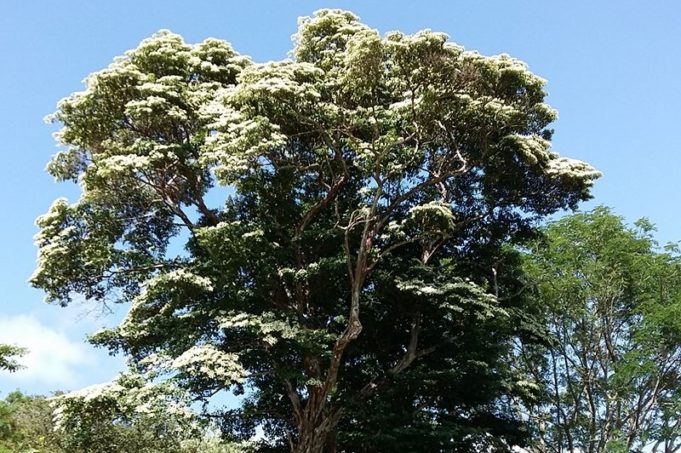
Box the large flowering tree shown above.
[32,10,599,452]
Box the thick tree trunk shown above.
[293,410,340,453]
[293,431,330,453]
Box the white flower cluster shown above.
[407,201,456,231]
[120,269,213,339]
[397,278,505,321]
[172,345,247,385]
[52,373,197,431]
[547,156,602,182]
[31,198,76,286]
[505,134,553,166]
[503,133,601,184]
[220,311,335,347]
[221,312,298,346]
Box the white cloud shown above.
[0,314,94,387]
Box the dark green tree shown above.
[32,9,598,452]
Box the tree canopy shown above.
[518,208,681,452]
[31,9,599,452]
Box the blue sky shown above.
[1,0,679,395]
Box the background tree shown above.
[32,9,599,452]
[53,381,250,453]
[0,391,64,452]
[0,345,27,373]
[517,208,681,452]
[0,389,248,453]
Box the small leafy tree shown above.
[518,208,681,452]
[0,345,27,373]
[0,391,64,453]
[32,9,598,452]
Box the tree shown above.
[0,390,246,453]
[0,391,64,452]
[32,9,599,452]
[52,380,250,453]
[517,208,681,452]
[0,345,27,373]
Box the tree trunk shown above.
[293,411,340,453]
[294,431,329,453]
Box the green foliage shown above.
[0,391,64,452]
[0,345,27,373]
[0,390,249,453]
[518,207,681,452]
[32,9,598,452]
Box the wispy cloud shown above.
[0,314,95,387]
